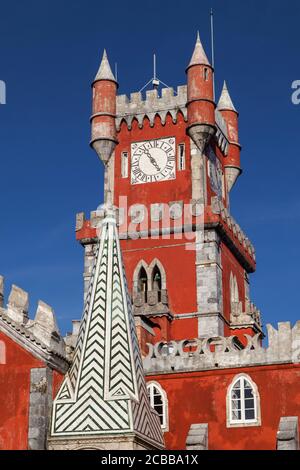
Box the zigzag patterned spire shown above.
[50,210,164,447]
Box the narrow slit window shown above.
[178,143,185,171]
[121,151,128,178]
[204,68,209,81]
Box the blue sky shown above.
[0,0,299,336]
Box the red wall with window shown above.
[146,363,300,450]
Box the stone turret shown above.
[186,32,216,152]
[217,81,241,191]
[90,50,118,164]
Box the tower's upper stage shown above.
[116,86,229,155]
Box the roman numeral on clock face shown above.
[130,137,176,185]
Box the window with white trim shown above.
[227,375,261,427]
[121,151,128,178]
[147,382,168,430]
[178,143,185,171]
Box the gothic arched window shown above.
[152,265,162,302]
[227,374,261,427]
[147,382,168,430]
[138,267,148,301]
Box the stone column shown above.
[190,140,207,204]
[28,367,53,450]
[196,229,224,337]
[83,243,97,301]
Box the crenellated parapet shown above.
[116,86,229,154]
[210,196,256,270]
[0,277,70,373]
[143,321,300,374]
[230,300,262,332]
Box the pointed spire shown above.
[94,49,117,83]
[217,81,237,112]
[50,209,164,449]
[187,31,210,69]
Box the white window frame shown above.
[177,143,186,171]
[147,381,169,431]
[227,374,261,428]
[121,151,129,178]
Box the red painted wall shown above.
[147,364,300,450]
[0,332,45,450]
[115,113,192,213]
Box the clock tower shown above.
[76,33,262,350]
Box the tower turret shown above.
[217,81,241,191]
[186,32,216,152]
[90,50,118,164]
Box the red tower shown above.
[77,35,261,345]
[0,34,300,452]
[73,36,300,451]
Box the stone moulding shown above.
[143,321,300,374]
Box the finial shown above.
[94,49,117,83]
[217,81,237,112]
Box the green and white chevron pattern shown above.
[50,212,164,447]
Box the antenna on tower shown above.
[115,63,118,82]
[152,53,159,89]
[139,53,174,94]
[210,8,216,100]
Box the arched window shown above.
[152,265,162,302]
[138,267,148,301]
[227,374,261,427]
[0,341,6,364]
[147,382,168,430]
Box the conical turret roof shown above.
[94,49,117,83]
[187,31,210,69]
[217,81,237,112]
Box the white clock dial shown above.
[131,138,176,185]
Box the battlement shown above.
[230,299,262,330]
[116,86,229,153]
[211,196,256,263]
[0,276,70,372]
[143,321,300,374]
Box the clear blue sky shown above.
[0,0,299,336]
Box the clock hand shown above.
[143,149,161,171]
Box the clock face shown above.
[207,146,223,199]
[131,138,176,185]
